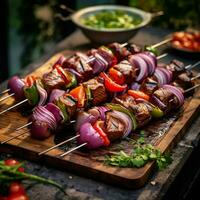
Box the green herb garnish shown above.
[105,137,172,170]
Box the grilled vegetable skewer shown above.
[3,56,198,145]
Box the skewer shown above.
[38,135,80,155]
[16,122,32,131]
[1,130,29,144]
[59,143,87,157]
[0,93,15,103]
[185,60,200,70]
[0,38,171,103]
[0,89,11,96]
[184,84,200,94]
[151,38,172,49]
[0,99,28,115]
[0,52,169,116]
[37,82,200,156]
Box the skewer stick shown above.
[156,53,168,60]
[151,38,172,49]
[184,84,200,93]
[38,135,80,156]
[0,99,28,115]
[59,143,87,157]
[0,93,15,103]
[16,122,32,131]
[0,89,10,96]
[191,74,200,81]
[1,130,29,144]
[185,61,200,70]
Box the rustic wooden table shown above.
[0,26,199,200]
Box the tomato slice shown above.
[69,85,85,108]
[100,72,127,92]
[24,76,36,87]
[108,68,125,85]
[93,121,110,146]
[128,90,150,101]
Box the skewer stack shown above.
[0,39,200,158]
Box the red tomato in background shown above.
[4,159,24,172]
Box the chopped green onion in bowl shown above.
[81,10,142,30]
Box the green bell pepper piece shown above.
[55,99,69,123]
[66,72,77,89]
[151,106,164,118]
[144,46,158,56]
[106,103,137,131]
[24,85,39,106]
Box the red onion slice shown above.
[7,76,25,100]
[131,82,141,90]
[78,122,104,149]
[75,111,98,132]
[137,53,156,75]
[163,84,184,107]
[158,68,172,83]
[36,80,47,106]
[48,89,65,103]
[128,55,148,82]
[45,103,64,124]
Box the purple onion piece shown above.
[78,122,104,149]
[7,76,25,100]
[131,82,141,90]
[48,89,65,103]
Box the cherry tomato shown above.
[4,159,25,172]
[9,182,25,195]
[0,196,8,200]
[172,40,182,48]
[173,32,185,40]
[7,193,29,200]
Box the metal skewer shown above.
[185,61,200,70]
[151,38,172,49]
[0,93,15,103]
[59,143,87,157]
[0,99,28,115]
[0,89,11,96]
[38,134,80,155]
[1,130,30,144]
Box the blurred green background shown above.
[0,0,199,81]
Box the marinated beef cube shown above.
[166,59,185,78]
[43,69,66,92]
[83,79,107,106]
[130,103,151,127]
[108,42,132,61]
[113,60,137,83]
[127,44,142,54]
[105,111,126,141]
[112,94,136,109]
[140,77,159,95]
[59,94,77,117]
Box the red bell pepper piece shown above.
[100,72,127,92]
[128,90,150,101]
[93,121,110,146]
[108,68,125,85]
[69,85,85,108]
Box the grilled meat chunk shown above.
[83,78,107,106]
[166,59,185,79]
[105,110,126,141]
[112,94,136,109]
[130,103,151,127]
[57,94,77,117]
[43,69,66,92]
[113,60,137,83]
[140,77,159,95]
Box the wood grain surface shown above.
[0,51,200,189]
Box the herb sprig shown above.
[105,136,172,170]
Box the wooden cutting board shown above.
[0,51,200,189]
